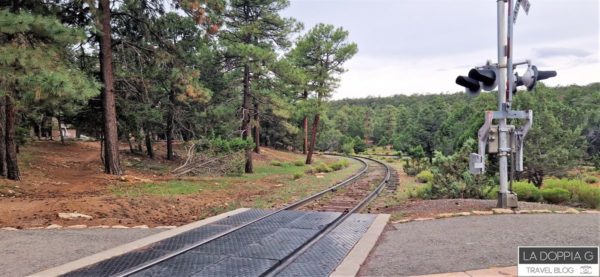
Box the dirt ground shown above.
[0,141,338,228]
[379,198,575,220]
[367,158,577,220]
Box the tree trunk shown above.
[137,132,143,153]
[127,136,134,153]
[36,115,43,140]
[302,90,308,154]
[166,89,175,160]
[98,0,122,175]
[253,99,260,154]
[305,113,320,165]
[58,113,65,144]
[241,64,253,173]
[5,95,19,180]
[145,131,154,159]
[48,121,53,141]
[0,97,6,177]
[528,169,544,187]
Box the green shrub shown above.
[271,160,282,166]
[330,162,343,171]
[305,166,315,174]
[416,170,433,183]
[416,184,432,199]
[512,181,542,202]
[541,188,570,204]
[584,176,599,184]
[341,142,355,155]
[485,186,499,199]
[330,159,349,171]
[353,136,367,153]
[578,186,600,209]
[403,163,423,176]
[315,162,333,173]
[198,137,253,153]
[542,178,600,208]
[544,179,583,197]
[293,160,305,166]
[292,173,304,180]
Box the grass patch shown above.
[249,157,361,209]
[544,178,600,209]
[415,170,433,183]
[512,181,542,202]
[112,180,228,197]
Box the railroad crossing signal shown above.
[516,64,557,91]
[456,63,556,95]
[454,0,558,209]
[455,67,498,96]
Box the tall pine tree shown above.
[222,0,300,173]
[289,23,357,164]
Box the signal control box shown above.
[487,125,516,153]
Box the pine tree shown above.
[222,0,300,173]
[289,23,357,164]
[0,9,98,180]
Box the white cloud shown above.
[284,0,599,99]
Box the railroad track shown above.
[73,155,390,277]
[300,158,388,213]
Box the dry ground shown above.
[367,156,577,221]
[0,141,358,228]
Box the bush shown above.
[352,137,367,153]
[584,176,599,184]
[271,161,291,167]
[403,163,423,176]
[544,179,584,198]
[199,137,253,153]
[305,166,315,174]
[485,186,499,199]
[341,142,355,155]
[330,159,350,171]
[427,139,495,199]
[541,188,570,204]
[512,181,542,202]
[292,173,304,180]
[315,162,333,173]
[543,178,600,208]
[578,187,600,209]
[293,160,305,166]
[416,184,432,199]
[416,170,433,183]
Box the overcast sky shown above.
[281,0,600,99]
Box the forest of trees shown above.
[0,0,358,179]
[327,83,600,186]
[0,0,598,186]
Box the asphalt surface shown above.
[0,228,163,277]
[360,214,600,276]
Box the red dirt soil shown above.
[0,141,315,228]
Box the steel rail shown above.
[112,155,369,277]
[262,156,391,277]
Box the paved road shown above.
[0,228,163,277]
[360,214,600,276]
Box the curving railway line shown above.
[63,155,392,277]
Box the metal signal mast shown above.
[455,0,556,208]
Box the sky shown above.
[281,0,600,99]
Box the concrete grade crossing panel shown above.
[56,209,379,277]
